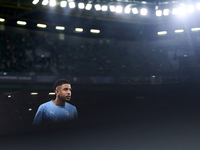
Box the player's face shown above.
[56,84,72,102]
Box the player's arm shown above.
[32,105,45,125]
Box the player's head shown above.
[54,79,72,102]
[54,79,71,91]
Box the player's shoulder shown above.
[40,100,53,108]
[65,102,76,108]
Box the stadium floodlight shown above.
[32,0,39,5]
[69,1,75,8]
[157,31,167,35]
[124,6,131,14]
[31,92,38,95]
[191,27,200,31]
[42,0,49,5]
[94,4,101,11]
[37,23,47,28]
[75,28,83,32]
[141,1,147,4]
[196,2,200,10]
[17,21,27,25]
[175,29,184,33]
[0,18,5,22]
[49,92,55,95]
[109,5,116,12]
[102,5,108,11]
[90,29,100,33]
[163,9,169,16]
[116,5,123,13]
[140,8,147,16]
[85,3,92,10]
[132,7,138,14]
[178,5,186,16]
[78,3,85,9]
[56,26,65,30]
[49,0,56,6]
[156,10,162,17]
[172,8,178,15]
[60,1,67,7]
[187,4,194,13]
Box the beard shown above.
[59,96,71,102]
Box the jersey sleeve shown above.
[32,104,45,125]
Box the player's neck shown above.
[53,98,65,106]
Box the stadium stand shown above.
[0,26,189,77]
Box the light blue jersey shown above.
[33,100,78,125]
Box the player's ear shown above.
[55,89,59,95]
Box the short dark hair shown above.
[54,79,71,90]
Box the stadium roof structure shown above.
[0,0,200,40]
[1,0,198,25]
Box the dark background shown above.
[1,1,200,149]
[1,82,200,150]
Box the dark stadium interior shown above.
[1,0,200,150]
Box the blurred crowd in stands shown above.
[0,27,194,77]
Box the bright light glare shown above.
[17,21,27,25]
[140,8,147,16]
[156,10,162,16]
[42,0,49,5]
[109,5,116,12]
[178,6,186,16]
[116,6,123,13]
[191,27,200,31]
[37,23,47,28]
[196,2,200,10]
[31,92,38,95]
[141,1,147,4]
[78,3,85,9]
[94,4,101,11]
[124,6,131,14]
[0,18,5,22]
[187,5,194,13]
[32,0,39,5]
[157,31,167,35]
[172,8,178,15]
[75,28,83,32]
[60,1,67,7]
[49,92,55,95]
[90,29,100,33]
[69,2,75,8]
[85,3,92,10]
[102,5,108,11]
[163,9,169,16]
[132,7,138,14]
[175,29,184,33]
[56,26,65,30]
[49,0,56,6]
